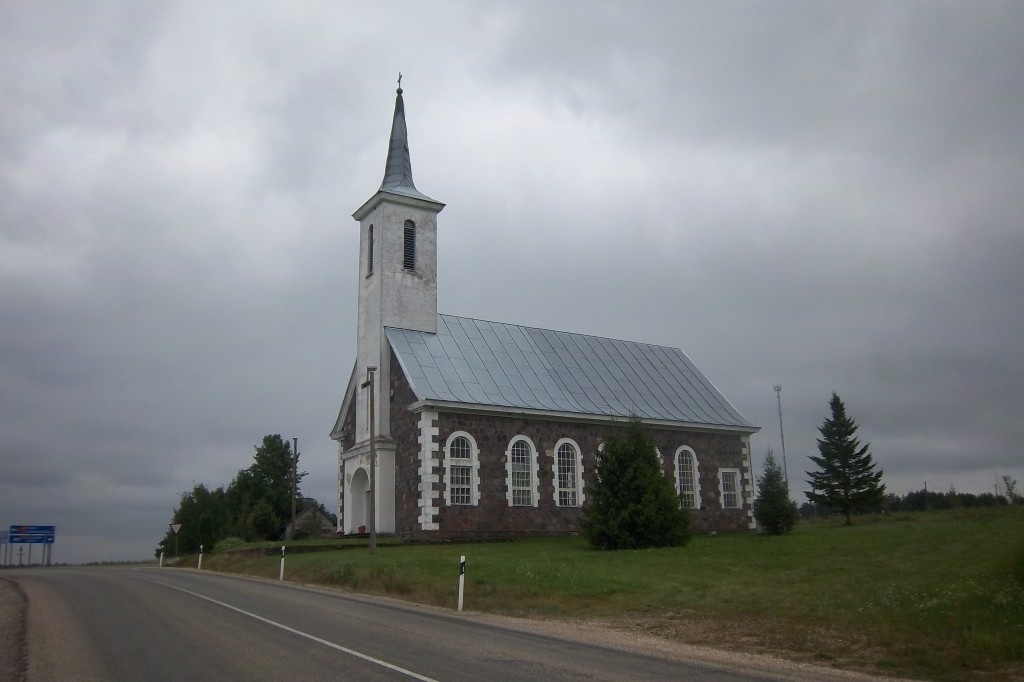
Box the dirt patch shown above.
[452,610,912,682]
[0,578,28,682]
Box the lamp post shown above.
[361,366,378,555]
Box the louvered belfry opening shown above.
[403,220,415,270]
[367,224,374,276]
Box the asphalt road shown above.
[4,567,807,681]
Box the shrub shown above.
[753,450,798,535]
[583,417,691,550]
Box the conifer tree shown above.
[753,449,798,535]
[805,393,885,524]
[582,417,690,550]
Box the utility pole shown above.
[290,436,299,541]
[773,385,789,485]
[361,366,378,555]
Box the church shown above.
[330,84,759,539]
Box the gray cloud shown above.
[2,1,1021,563]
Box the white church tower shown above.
[344,81,444,533]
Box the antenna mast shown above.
[773,385,789,485]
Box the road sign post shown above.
[9,525,56,566]
[169,523,182,558]
[458,555,466,612]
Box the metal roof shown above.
[378,86,439,204]
[386,314,755,429]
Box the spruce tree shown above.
[805,392,885,524]
[753,449,798,535]
[582,417,690,550]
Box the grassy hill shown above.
[193,506,1023,681]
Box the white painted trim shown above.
[505,435,540,507]
[674,446,702,510]
[741,434,756,528]
[417,410,440,530]
[719,468,742,510]
[443,430,480,507]
[406,400,759,435]
[552,438,585,507]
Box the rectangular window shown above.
[721,470,740,509]
[511,463,532,506]
[450,465,471,505]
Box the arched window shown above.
[444,432,479,506]
[403,220,415,271]
[367,224,374,276]
[554,438,584,507]
[505,436,539,507]
[675,446,701,509]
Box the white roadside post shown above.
[458,555,466,612]
[197,544,203,570]
[159,551,164,568]
[279,545,285,581]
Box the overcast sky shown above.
[3,1,1022,564]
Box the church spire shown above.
[380,73,417,193]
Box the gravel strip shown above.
[0,578,27,682]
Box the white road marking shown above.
[153,580,438,681]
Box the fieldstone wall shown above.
[390,350,430,533]
[387,359,753,538]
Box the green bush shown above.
[214,537,247,552]
[583,417,691,550]
[753,450,798,535]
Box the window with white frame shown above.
[675,446,701,509]
[719,468,741,509]
[444,432,479,506]
[506,436,538,507]
[554,439,584,507]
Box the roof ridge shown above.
[433,313,683,353]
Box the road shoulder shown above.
[0,578,28,682]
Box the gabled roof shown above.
[386,314,756,431]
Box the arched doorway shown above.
[349,467,369,533]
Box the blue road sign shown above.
[9,525,56,544]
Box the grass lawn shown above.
[199,506,1023,681]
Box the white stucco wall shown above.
[354,192,440,443]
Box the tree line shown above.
[155,434,321,557]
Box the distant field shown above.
[197,507,1024,681]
